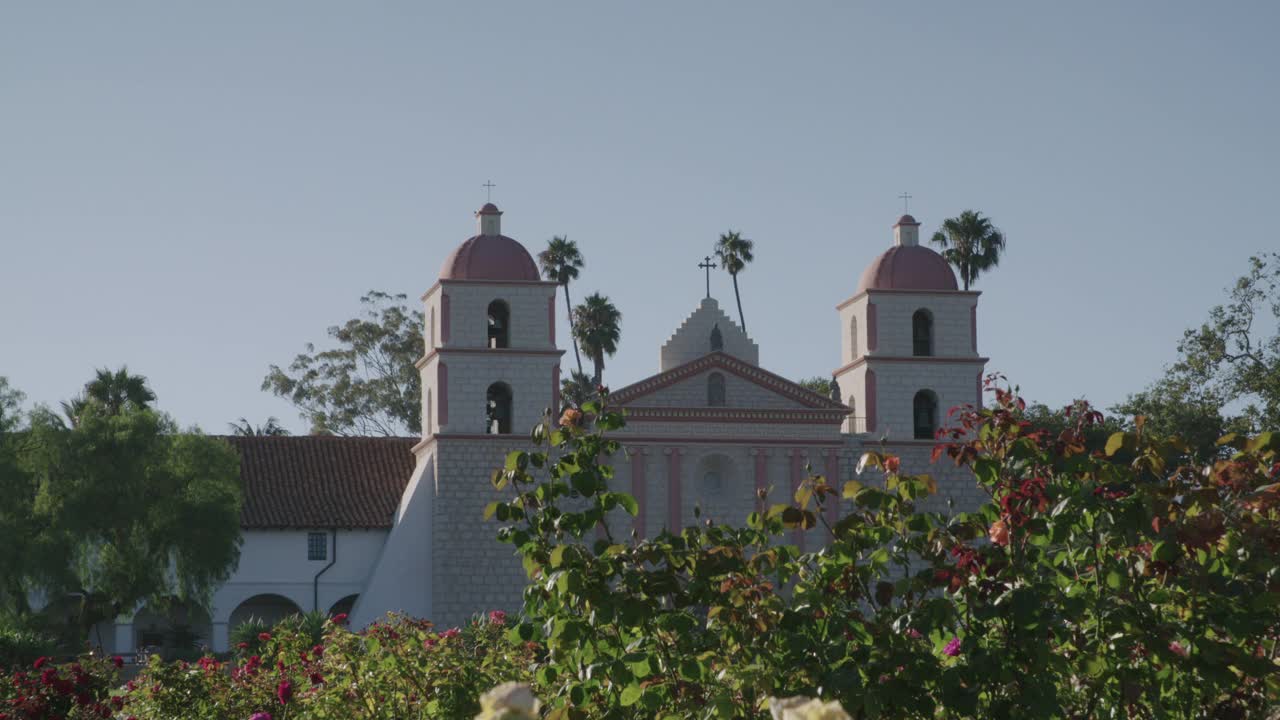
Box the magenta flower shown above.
[905,628,922,639]
[250,713,273,720]
[441,627,460,639]
[276,679,293,705]
[489,610,507,626]
[1169,641,1189,658]
[943,637,962,657]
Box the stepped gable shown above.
[611,351,846,411]
[659,297,759,371]
[227,435,416,529]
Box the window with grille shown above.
[308,532,328,561]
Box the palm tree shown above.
[229,417,291,436]
[61,367,156,425]
[714,231,754,333]
[85,366,156,415]
[572,293,622,386]
[538,236,586,375]
[929,210,1007,291]
[559,369,596,412]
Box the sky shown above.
[2,2,1278,434]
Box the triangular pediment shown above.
[610,352,846,413]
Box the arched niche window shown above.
[709,324,724,353]
[912,309,933,357]
[700,471,722,495]
[913,390,938,440]
[487,300,510,349]
[850,316,859,358]
[707,372,726,407]
[486,382,513,434]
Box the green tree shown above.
[572,293,622,386]
[263,291,424,436]
[714,230,755,332]
[1114,252,1280,459]
[0,378,36,617]
[60,366,157,428]
[14,372,243,643]
[538,236,586,376]
[0,377,23,434]
[929,210,1006,291]
[796,376,833,397]
[228,417,290,436]
[559,369,595,413]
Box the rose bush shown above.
[4,378,1277,718]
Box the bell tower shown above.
[419,204,563,437]
[834,214,986,439]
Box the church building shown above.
[94,204,989,655]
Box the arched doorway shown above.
[328,594,358,618]
[133,601,213,658]
[228,594,303,636]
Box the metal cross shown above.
[698,256,717,299]
[483,180,496,202]
[899,192,912,213]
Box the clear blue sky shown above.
[2,2,1277,434]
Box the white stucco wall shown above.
[350,453,435,630]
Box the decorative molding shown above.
[620,436,843,447]
[836,288,982,310]
[415,347,565,369]
[622,407,846,425]
[420,278,558,300]
[609,351,845,410]
[832,354,989,376]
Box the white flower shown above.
[475,682,542,720]
[769,696,852,720]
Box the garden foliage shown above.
[3,379,1278,719]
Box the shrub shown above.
[483,382,1280,717]
[0,626,55,671]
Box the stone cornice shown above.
[833,355,988,376]
[415,347,565,369]
[835,288,982,311]
[421,278,559,300]
[622,407,846,425]
[609,352,845,410]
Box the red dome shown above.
[439,234,540,282]
[857,245,958,293]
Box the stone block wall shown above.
[659,298,758,371]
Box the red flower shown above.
[111,656,124,669]
[441,627,460,639]
[258,632,272,642]
[884,456,901,474]
[237,642,249,650]
[32,657,48,670]
[311,644,325,659]
[331,613,348,624]
[488,610,507,626]
[309,672,324,686]
[277,679,293,705]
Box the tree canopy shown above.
[538,236,586,376]
[714,230,755,332]
[1,371,242,640]
[929,210,1006,291]
[572,293,622,386]
[1114,252,1280,459]
[264,291,424,436]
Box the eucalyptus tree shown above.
[572,293,622,386]
[538,236,586,375]
[929,210,1007,291]
[714,230,755,332]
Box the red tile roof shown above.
[225,435,415,529]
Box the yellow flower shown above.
[768,696,852,720]
[475,682,542,720]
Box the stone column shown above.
[630,447,648,537]
[112,622,133,657]
[665,447,683,531]
[823,450,840,536]
[788,449,805,552]
[211,621,230,653]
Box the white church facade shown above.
[94,203,989,655]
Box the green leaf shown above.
[842,480,864,499]
[483,501,500,521]
[1151,541,1179,563]
[620,684,643,707]
[1105,432,1127,457]
[616,493,639,517]
[550,546,568,568]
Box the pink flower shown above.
[331,613,348,625]
[423,638,437,649]
[441,627,460,640]
[905,628,922,639]
[489,610,507,626]
[276,679,293,705]
[250,714,273,720]
[943,637,962,657]
[1169,641,1189,658]
[257,632,272,642]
